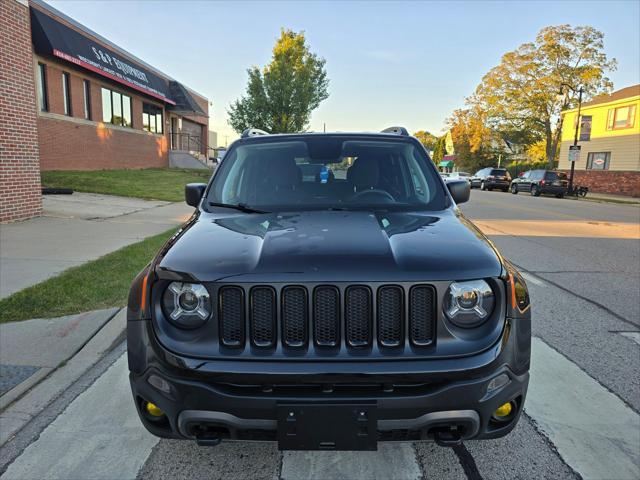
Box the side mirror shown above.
[447,179,471,204]
[185,183,207,207]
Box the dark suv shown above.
[469,168,511,191]
[127,128,531,451]
[510,170,569,197]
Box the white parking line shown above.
[526,337,640,480]
[1,354,158,480]
[521,271,546,287]
[619,332,640,346]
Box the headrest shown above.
[269,157,301,188]
[348,157,379,189]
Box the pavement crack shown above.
[523,413,583,480]
[452,443,483,480]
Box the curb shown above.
[0,308,126,446]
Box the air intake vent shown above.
[219,286,245,347]
[345,286,372,347]
[409,285,436,346]
[377,286,404,347]
[250,287,276,347]
[282,286,308,347]
[314,286,340,347]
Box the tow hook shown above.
[195,435,221,447]
[433,428,463,447]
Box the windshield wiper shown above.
[208,202,268,214]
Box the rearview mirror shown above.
[446,180,471,204]
[185,183,207,207]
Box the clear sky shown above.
[49,0,640,145]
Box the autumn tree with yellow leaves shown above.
[468,25,616,168]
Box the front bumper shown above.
[128,316,530,446]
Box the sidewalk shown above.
[0,309,126,446]
[0,193,193,298]
[580,192,640,204]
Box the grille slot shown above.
[313,286,340,347]
[219,286,245,347]
[250,287,276,347]
[409,285,436,345]
[345,286,372,347]
[282,286,308,347]
[377,286,404,347]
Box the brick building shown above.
[1,0,209,222]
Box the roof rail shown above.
[381,126,409,136]
[241,128,270,138]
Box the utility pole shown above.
[560,83,584,192]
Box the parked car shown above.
[445,172,470,182]
[127,127,531,451]
[510,170,568,198]
[469,168,511,191]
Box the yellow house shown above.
[559,84,639,197]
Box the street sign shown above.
[568,145,581,163]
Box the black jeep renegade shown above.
[127,127,531,451]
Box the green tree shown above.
[228,29,329,134]
[413,130,438,152]
[432,135,447,164]
[469,25,616,168]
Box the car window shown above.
[545,171,558,181]
[521,171,530,179]
[208,136,447,211]
[531,170,544,180]
[490,169,507,176]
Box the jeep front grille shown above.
[409,285,436,346]
[219,286,245,347]
[313,286,340,347]
[217,283,436,353]
[282,286,307,347]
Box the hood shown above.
[157,209,503,283]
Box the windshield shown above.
[207,136,447,211]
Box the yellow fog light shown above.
[145,401,164,417]
[493,402,513,418]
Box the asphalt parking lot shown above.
[1,190,638,480]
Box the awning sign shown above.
[30,8,174,104]
[568,145,581,163]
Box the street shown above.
[1,191,639,480]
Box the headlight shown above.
[162,282,211,329]
[444,280,495,328]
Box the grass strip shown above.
[41,168,212,202]
[0,229,175,324]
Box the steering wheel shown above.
[348,189,396,203]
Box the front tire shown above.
[511,184,518,194]
[531,185,541,197]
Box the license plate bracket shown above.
[277,403,377,451]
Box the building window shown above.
[607,105,636,130]
[83,80,91,120]
[142,103,163,134]
[37,63,48,112]
[586,152,611,170]
[101,87,132,127]
[62,72,71,116]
